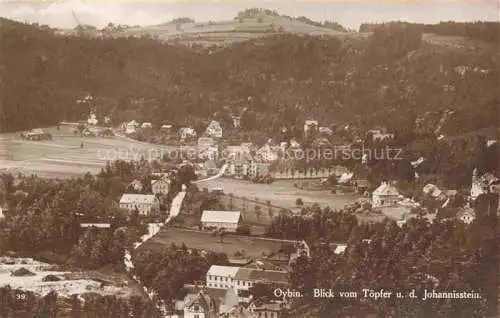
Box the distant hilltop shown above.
[54,8,354,47]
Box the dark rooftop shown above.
[234,268,288,285]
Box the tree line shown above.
[0,286,161,317]
[2,17,496,138]
[269,207,498,317]
[132,244,228,312]
[360,21,500,43]
[0,159,163,267]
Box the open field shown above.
[203,178,362,212]
[0,125,177,178]
[59,16,359,47]
[140,227,288,260]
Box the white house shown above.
[126,120,139,134]
[304,120,318,135]
[205,120,223,138]
[87,111,98,126]
[141,122,152,129]
[151,177,170,195]
[180,127,197,140]
[289,138,300,148]
[201,210,241,232]
[119,194,160,216]
[372,181,400,207]
[80,223,111,229]
[160,124,172,132]
[205,265,289,303]
[0,206,4,220]
[369,129,394,141]
[206,265,240,289]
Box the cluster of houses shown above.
[120,120,154,134]
[179,263,288,318]
[118,174,171,216]
[342,166,499,226]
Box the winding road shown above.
[123,164,228,316]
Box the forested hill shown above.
[0,18,498,138]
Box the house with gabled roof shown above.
[125,120,139,134]
[372,181,400,207]
[201,211,241,232]
[233,268,288,302]
[119,193,159,216]
[151,177,170,195]
[248,300,284,318]
[206,265,240,290]
[183,290,218,318]
[206,120,223,138]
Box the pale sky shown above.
[0,0,498,31]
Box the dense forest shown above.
[0,287,161,317]
[132,244,229,312]
[266,208,498,317]
[1,17,498,138]
[360,21,500,43]
[0,159,168,267]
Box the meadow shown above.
[0,125,175,178]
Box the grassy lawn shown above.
[201,178,362,212]
[139,227,285,259]
[0,125,176,178]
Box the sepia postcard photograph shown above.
[0,0,498,317]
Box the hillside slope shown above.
[57,9,355,47]
[1,18,498,139]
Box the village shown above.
[3,105,498,318]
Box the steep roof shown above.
[151,177,170,186]
[206,265,240,278]
[201,211,241,224]
[119,193,157,204]
[184,292,216,313]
